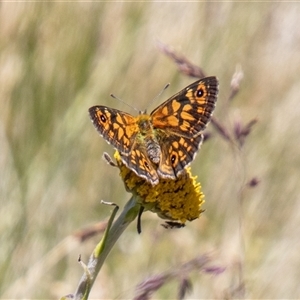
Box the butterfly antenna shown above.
[111,83,170,114]
[146,83,170,112]
[110,93,139,113]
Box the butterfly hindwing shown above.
[157,133,204,179]
[119,141,159,185]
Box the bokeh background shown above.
[1,2,300,299]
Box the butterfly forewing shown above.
[89,106,138,154]
[150,77,218,138]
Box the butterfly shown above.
[89,76,219,185]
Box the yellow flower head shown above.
[114,151,205,224]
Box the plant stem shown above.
[72,196,140,300]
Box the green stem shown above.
[72,196,140,300]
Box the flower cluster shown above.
[114,152,205,224]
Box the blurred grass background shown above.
[0,2,300,299]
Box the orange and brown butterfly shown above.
[89,76,219,185]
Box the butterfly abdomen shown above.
[145,137,161,165]
[136,114,161,165]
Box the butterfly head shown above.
[139,109,147,115]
